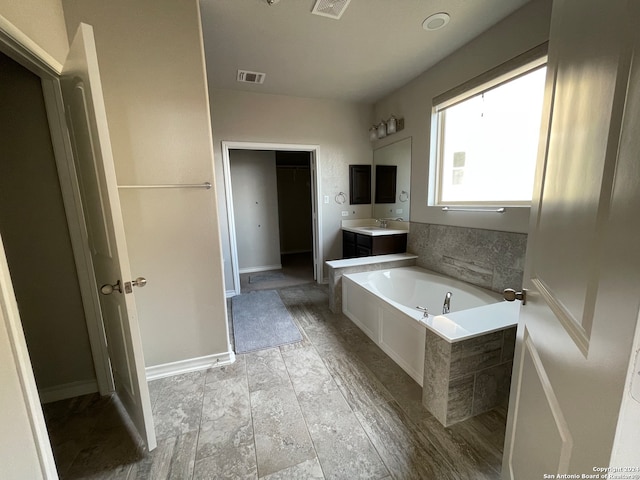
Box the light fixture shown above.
[386,115,397,134]
[266,0,280,5]
[422,12,450,31]
[369,115,405,141]
[369,125,378,142]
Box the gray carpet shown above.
[231,290,302,354]
[248,271,285,284]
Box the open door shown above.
[502,0,640,476]
[60,23,156,451]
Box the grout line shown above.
[189,370,208,480]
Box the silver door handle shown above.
[503,288,527,305]
[132,277,147,288]
[100,280,122,295]
[123,277,147,294]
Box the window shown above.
[433,59,547,206]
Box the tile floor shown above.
[44,283,507,479]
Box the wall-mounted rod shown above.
[118,182,212,190]
[442,206,506,213]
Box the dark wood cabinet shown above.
[349,165,371,204]
[342,230,407,258]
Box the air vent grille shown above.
[237,70,266,84]
[311,0,352,20]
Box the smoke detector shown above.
[422,13,450,31]
[266,0,280,5]
[237,70,266,84]
[311,0,353,20]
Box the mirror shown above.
[373,137,411,220]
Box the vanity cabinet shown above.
[342,230,407,258]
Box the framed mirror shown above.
[373,137,411,220]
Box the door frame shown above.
[1,14,113,400]
[221,141,323,296]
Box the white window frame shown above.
[430,44,548,209]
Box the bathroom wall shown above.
[208,88,373,290]
[374,0,553,235]
[0,0,69,66]
[407,223,527,293]
[373,0,552,290]
[230,150,281,272]
[62,0,230,367]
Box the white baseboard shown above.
[225,289,237,298]
[145,350,236,381]
[239,264,282,274]
[39,379,98,404]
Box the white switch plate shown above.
[324,195,329,204]
[396,208,403,214]
[341,211,349,217]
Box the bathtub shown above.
[342,266,519,385]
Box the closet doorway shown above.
[221,142,323,295]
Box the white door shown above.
[61,23,157,451]
[503,0,640,477]
[310,154,318,281]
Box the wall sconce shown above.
[387,115,397,134]
[369,115,405,141]
[369,125,378,142]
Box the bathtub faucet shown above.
[416,305,428,319]
[443,292,452,314]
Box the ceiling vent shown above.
[311,0,352,20]
[237,70,266,84]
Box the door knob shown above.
[123,277,147,293]
[132,277,147,288]
[503,288,527,305]
[100,280,122,295]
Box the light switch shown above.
[324,195,329,204]
[341,211,349,217]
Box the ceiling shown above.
[199,0,531,104]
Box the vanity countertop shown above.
[342,225,409,237]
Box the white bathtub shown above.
[342,266,519,385]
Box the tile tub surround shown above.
[407,222,527,293]
[422,326,517,427]
[326,253,417,313]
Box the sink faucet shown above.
[376,218,388,228]
[443,292,452,314]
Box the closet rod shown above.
[118,182,212,190]
[442,206,506,213]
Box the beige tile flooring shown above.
[44,283,506,479]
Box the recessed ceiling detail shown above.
[311,0,353,20]
[237,70,266,84]
[423,12,451,31]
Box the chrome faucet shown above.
[376,218,388,228]
[416,305,429,319]
[443,292,452,314]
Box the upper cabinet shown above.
[349,164,372,204]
